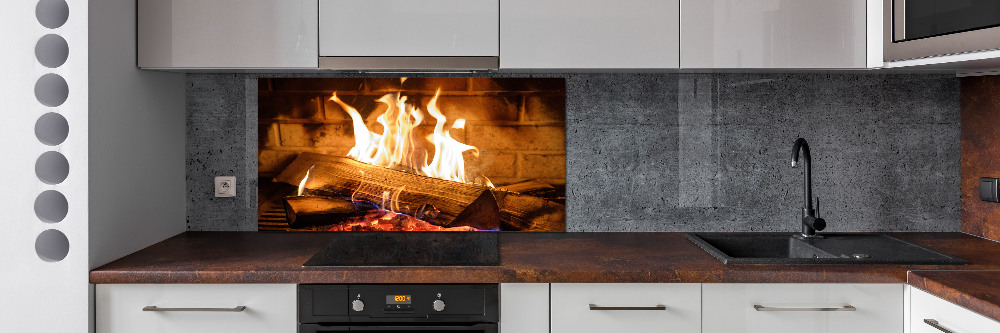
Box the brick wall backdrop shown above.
[257,78,566,186]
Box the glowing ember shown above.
[322,210,484,231]
[329,89,485,185]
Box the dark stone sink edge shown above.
[685,233,968,265]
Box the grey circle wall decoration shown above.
[35,34,69,68]
[35,112,69,146]
[35,151,69,185]
[36,0,69,29]
[34,190,68,223]
[35,229,69,262]
[34,73,69,107]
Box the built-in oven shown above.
[884,0,1000,61]
[299,284,498,333]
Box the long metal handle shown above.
[893,0,906,41]
[143,306,246,312]
[753,305,856,312]
[589,304,666,311]
[924,319,955,333]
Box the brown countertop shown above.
[90,231,1000,284]
[908,270,1000,323]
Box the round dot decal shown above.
[35,151,69,185]
[35,112,69,146]
[36,0,69,29]
[35,229,69,262]
[34,73,69,107]
[34,190,68,223]
[35,34,69,68]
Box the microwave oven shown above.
[884,0,1000,62]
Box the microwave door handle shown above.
[893,0,906,41]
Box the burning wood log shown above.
[275,152,504,231]
[276,152,567,231]
[498,179,555,193]
[282,195,375,228]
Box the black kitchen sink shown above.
[686,233,966,265]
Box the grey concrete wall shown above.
[186,73,960,232]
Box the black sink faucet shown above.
[791,138,826,237]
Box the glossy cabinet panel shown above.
[681,0,869,68]
[96,284,297,333]
[501,0,680,68]
[500,284,549,333]
[702,283,903,333]
[911,287,1000,333]
[138,0,318,69]
[319,0,499,57]
[551,283,700,333]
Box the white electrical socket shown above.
[215,176,236,197]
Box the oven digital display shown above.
[386,295,412,304]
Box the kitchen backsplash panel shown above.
[960,75,1000,241]
[187,73,960,232]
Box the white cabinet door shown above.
[550,283,700,333]
[500,284,549,333]
[138,0,318,69]
[96,284,297,333]
[319,0,499,57]
[681,0,869,68]
[501,0,680,69]
[702,283,903,333]
[911,287,1000,333]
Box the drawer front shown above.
[550,283,701,333]
[319,0,499,57]
[96,284,296,333]
[911,288,1000,333]
[702,283,903,333]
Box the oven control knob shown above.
[352,299,365,312]
[432,299,446,312]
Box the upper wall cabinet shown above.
[138,0,318,69]
[318,0,500,70]
[500,0,680,69]
[681,0,873,68]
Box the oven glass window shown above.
[904,0,1000,40]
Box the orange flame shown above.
[330,89,487,186]
[297,165,314,196]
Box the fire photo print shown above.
[257,77,566,232]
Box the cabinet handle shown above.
[753,305,856,312]
[143,306,247,312]
[924,319,955,333]
[589,304,667,311]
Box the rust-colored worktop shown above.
[908,270,1000,323]
[90,232,1000,284]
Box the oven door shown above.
[300,323,498,333]
[885,0,1000,61]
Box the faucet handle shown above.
[815,197,820,218]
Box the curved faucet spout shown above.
[791,138,811,210]
[791,138,824,237]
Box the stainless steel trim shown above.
[892,0,905,41]
[924,319,955,333]
[589,304,667,311]
[142,306,247,312]
[318,57,499,71]
[753,305,856,312]
[884,0,1000,62]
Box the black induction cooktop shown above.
[303,232,500,266]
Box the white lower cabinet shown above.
[550,283,702,333]
[500,283,549,333]
[702,283,903,333]
[95,284,297,333]
[910,287,1000,333]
